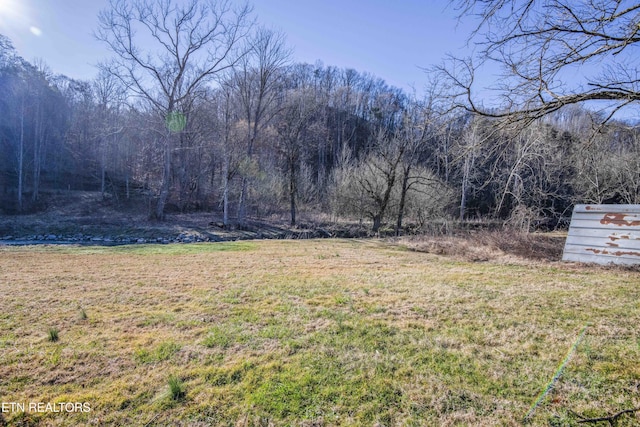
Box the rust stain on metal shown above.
[586,248,640,257]
[600,213,640,227]
[608,234,632,241]
[565,205,640,265]
[612,250,640,257]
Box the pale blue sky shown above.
[0,0,471,92]
[2,1,637,121]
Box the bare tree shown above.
[97,0,253,219]
[210,82,242,227]
[353,131,404,233]
[571,121,640,204]
[231,27,291,225]
[393,87,444,235]
[5,69,28,211]
[444,0,640,126]
[613,128,640,204]
[93,71,127,199]
[1,36,26,211]
[456,116,484,220]
[275,87,322,226]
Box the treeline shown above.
[1,30,638,232]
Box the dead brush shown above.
[402,229,565,262]
[482,230,564,261]
[401,232,501,262]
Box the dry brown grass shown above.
[400,230,567,263]
[0,239,638,426]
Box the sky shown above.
[1,0,637,122]
[0,0,472,93]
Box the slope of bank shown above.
[0,191,367,245]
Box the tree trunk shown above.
[32,100,43,203]
[154,132,172,220]
[17,97,24,212]
[460,154,471,221]
[222,156,230,227]
[101,140,106,198]
[372,192,392,233]
[372,168,396,233]
[395,167,411,236]
[237,176,248,226]
[237,131,255,227]
[289,156,296,226]
[372,214,382,233]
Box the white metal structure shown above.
[562,204,640,265]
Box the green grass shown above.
[0,239,638,426]
[167,375,186,401]
[53,240,258,255]
[202,325,235,349]
[47,327,59,342]
[134,341,181,364]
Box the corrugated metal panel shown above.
[562,204,640,265]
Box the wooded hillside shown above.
[1,1,639,233]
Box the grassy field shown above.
[0,239,638,426]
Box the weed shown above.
[333,293,352,305]
[47,327,59,342]
[48,346,62,366]
[133,348,152,364]
[167,375,185,401]
[79,308,88,320]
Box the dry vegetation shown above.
[400,231,567,263]
[0,239,638,426]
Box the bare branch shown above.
[573,406,640,424]
[443,0,640,127]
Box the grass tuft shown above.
[167,375,186,401]
[47,327,59,342]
